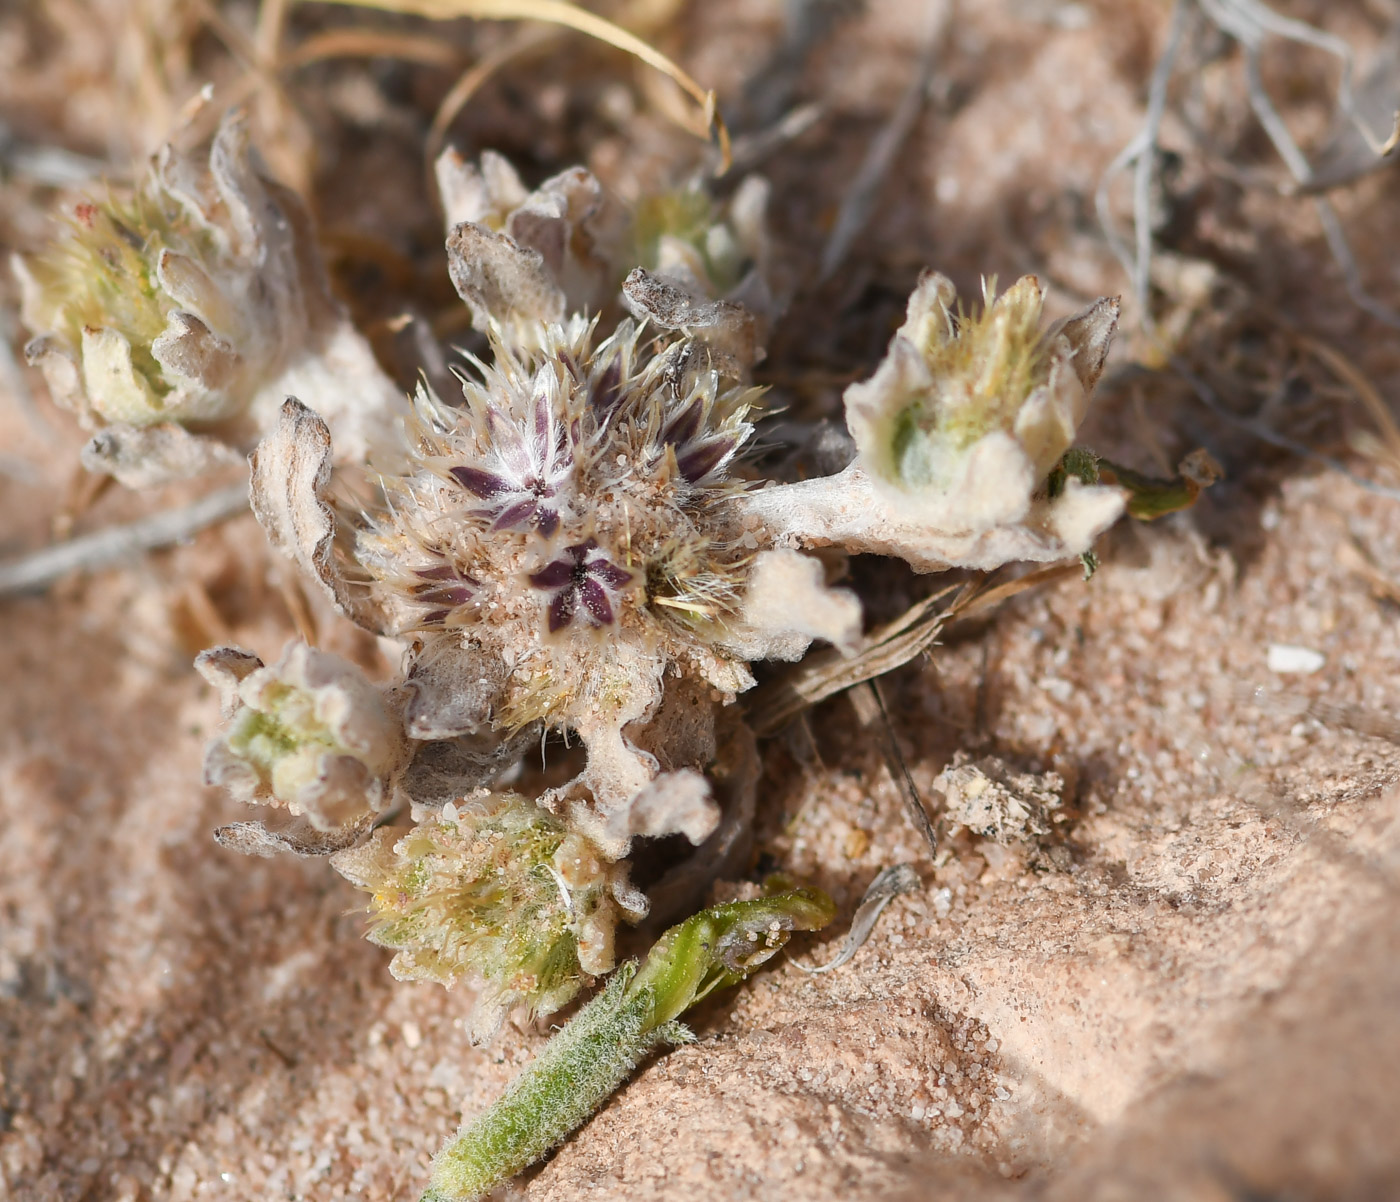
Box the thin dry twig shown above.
[0,484,250,597]
[850,680,938,857]
[817,16,940,283]
[1100,0,1400,330]
[1095,0,1189,324]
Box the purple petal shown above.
[535,507,560,538]
[419,609,449,625]
[549,589,576,632]
[414,563,462,581]
[677,438,733,483]
[589,361,622,417]
[529,560,576,590]
[532,389,552,454]
[663,398,704,447]
[414,585,475,606]
[492,499,539,530]
[566,539,597,560]
[450,466,511,498]
[578,579,614,625]
[587,558,633,590]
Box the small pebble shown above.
[1267,644,1325,675]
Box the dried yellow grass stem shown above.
[308,0,731,169]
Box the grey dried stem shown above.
[0,482,249,596]
[1100,0,1400,330]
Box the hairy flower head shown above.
[331,793,646,1039]
[844,272,1118,532]
[197,642,410,840]
[354,316,762,742]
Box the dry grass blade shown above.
[309,0,731,169]
[1292,333,1400,478]
[281,28,465,69]
[746,582,968,738]
[850,681,938,856]
[1335,537,1400,606]
[746,565,1077,739]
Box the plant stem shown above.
[421,885,835,1201]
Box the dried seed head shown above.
[331,793,646,1040]
[16,113,398,486]
[198,643,410,837]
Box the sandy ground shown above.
[4,1,1400,1199]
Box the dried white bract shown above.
[438,149,773,372]
[15,112,398,487]
[331,792,647,1040]
[738,273,1126,570]
[439,149,627,341]
[197,642,411,851]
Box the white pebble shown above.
[1267,644,1325,675]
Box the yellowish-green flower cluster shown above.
[17,115,324,433]
[740,272,1125,572]
[331,793,647,1039]
[197,644,410,849]
[846,272,1114,506]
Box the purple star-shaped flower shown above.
[528,540,633,632]
[450,372,573,536]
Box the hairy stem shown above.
[422,885,835,1201]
